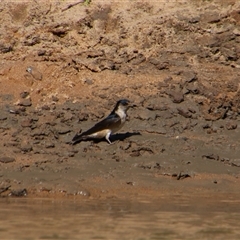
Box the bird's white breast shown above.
[115,107,126,123]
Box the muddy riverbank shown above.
[0,0,240,199]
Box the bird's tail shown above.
[72,129,85,144]
[72,133,83,143]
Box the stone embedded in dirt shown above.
[30,128,48,137]
[221,47,238,61]
[130,147,154,157]
[9,188,27,197]
[201,11,222,24]
[157,82,169,90]
[54,125,71,134]
[23,35,41,46]
[49,24,69,37]
[41,105,51,110]
[37,49,46,56]
[0,156,16,163]
[172,172,191,180]
[225,121,238,130]
[230,159,240,167]
[137,108,156,121]
[21,118,33,128]
[156,110,174,120]
[76,189,90,197]
[62,112,74,122]
[83,78,94,85]
[9,106,26,115]
[177,107,192,118]
[148,58,169,70]
[45,142,55,148]
[225,78,239,93]
[184,81,199,94]
[202,154,219,161]
[200,99,229,121]
[138,162,161,170]
[168,90,184,103]
[181,71,197,83]
[26,66,42,80]
[52,96,59,102]
[0,111,7,120]
[0,43,13,53]
[188,16,200,23]
[19,98,32,107]
[4,141,19,147]
[20,91,30,99]
[20,143,33,153]
[75,112,87,123]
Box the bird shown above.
[72,99,131,144]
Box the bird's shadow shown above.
[110,131,141,142]
[72,132,141,145]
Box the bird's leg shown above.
[105,132,112,144]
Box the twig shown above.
[62,0,85,12]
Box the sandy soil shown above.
[0,0,240,200]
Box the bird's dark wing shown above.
[83,113,121,135]
[72,113,121,142]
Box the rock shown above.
[0,111,7,120]
[0,43,13,53]
[45,142,55,148]
[49,24,69,37]
[54,125,71,134]
[37,49,46,56]
[76,189,90,197]
[202,154,219,161]
[177,107,192,118]
[172,172,191,180]
[19,98,32,107]
[225,121,237,130]
[42,105,50,110]
[20,91,30,99]
[20,142,32,152]
[168,90,184,103]
[21,118,33,128]
[221,47,238,61]
[156,110,174,119]
[9,189,27,197]
[137,109,156,120]
[26,66,42,80]
[233,29,240,36]
[23,35,40,46]
[185,82,199,94]
[0,157,16,163]
[201,12,222,23]
[225,78,239,93]
[181,71,197,83]
[149,58,169,70]
[76,112,88,121]
[188,16,200,23]
[230,159,240,167]
[52,96,59,102]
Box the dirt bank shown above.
[0,0,239,199]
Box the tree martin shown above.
[72,99,131,144]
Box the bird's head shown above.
[115,99,131,113]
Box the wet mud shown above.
[0,0,240,199]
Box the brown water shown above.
[1,196,240,240]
